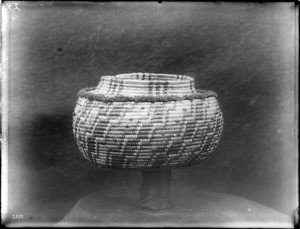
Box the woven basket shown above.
[73,73,223,169]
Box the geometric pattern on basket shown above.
[91,73,198,97]
[73,73,223,169]
[73,97,223,169]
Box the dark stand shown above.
[139,170,172,211]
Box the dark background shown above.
[5,2,297,225]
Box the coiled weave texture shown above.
[73,73,223,169]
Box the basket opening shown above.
[114,73,194,82]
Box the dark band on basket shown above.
[78,87,218,102]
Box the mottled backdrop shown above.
[5,1,297,225]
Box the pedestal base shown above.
[139,170,172,211]
[56,189,292,227]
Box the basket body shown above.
[73,73,223,169]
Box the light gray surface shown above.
[57,189,293,227]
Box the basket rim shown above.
[106,73,195,82]
[78,87,217,102]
